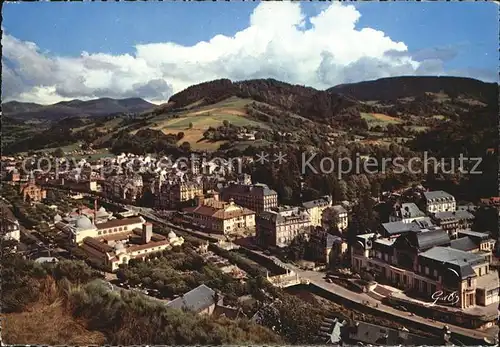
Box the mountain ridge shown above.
[3,97,156,121]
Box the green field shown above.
[361,112,402,128]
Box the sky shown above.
[3,1,498,105]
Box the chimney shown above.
[142,223,153,244]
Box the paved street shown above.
[278,262,498,341]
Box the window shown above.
[479,268,482,276]
[467,278,472,287]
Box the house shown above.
[34,257,59,264]
[423,190,456,213]
[2,217,21,242]
[302,195,332,227]
[166,284,223,315]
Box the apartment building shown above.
[155,181,203,209]
[351,229,498,311]
[302,195,332,227]
[423,190,456,213]
[181,194,255,235]
[256,206,311,248]
[431,210,475,239]
[220,182,278,213]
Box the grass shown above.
[404,125,429,133]
[2,278,107,345]
[361,112,402,129]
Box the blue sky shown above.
[3,1,498,103]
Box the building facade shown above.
[351,229,498,311]
[19,175,46,202]
[322,205,349,232]
[431,210,475,239]
[181,195,255,235]
[156,181,203,209]
[302,196,333,227]
[220,183,278,213]
[256,206,311,248]
[309,226,347,266]
[423,191,456,213]
[80,222,184,271]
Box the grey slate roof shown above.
[433,210,475,221]
[458,230,491,240]
[397,203,426,219]
[419,247,486,278]
[348,321,435,345]
[382,221,417,236]
[408,230,451,250]
[331,205,347,215]
[302,195,332,209]
[450,237,479,252]
[166,284,218,313]
[423,190,455,201]
[223,182,277,197]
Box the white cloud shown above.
[1,1,475,105]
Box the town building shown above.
[57,215,146,245]
[423,190,456,213]
[102,174,143,202]
[302,195,333,227]
[321,205,349,232]
[431,210,475,239]
[379,218,442,239]
[308,226,347,266]
[220,182,278,213]
[351,229,498,314]
[180,193,255,235]
[389,202,427,223]
[19,173,46,203]
[2,217,21,242]
[256,206,311,248]
[155,181,203,209]
[80,222,184,271]
[166,284,223,315]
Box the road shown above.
[260,254,498,341]
[34,185,499,341]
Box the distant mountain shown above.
[2,101,44,114]
[328,76,498,103]
[3,97,156,121]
